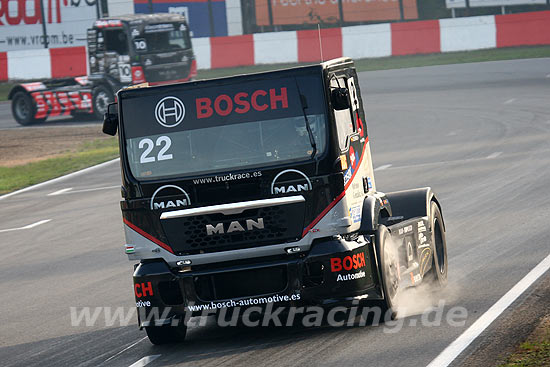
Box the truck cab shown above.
[104,57,448,345]
[9,13,196,125]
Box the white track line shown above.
[0,219,52,233]
[103,336,148,364]
[374,164,392,171]
[0,158,119,201]
[426,252,550,367]
[47,185,119,197]
[47,188,73,196]
[129,355,161,367]
[503,98,516,104]
[486,152,502,159]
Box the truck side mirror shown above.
[331,88,350,110]
[102,102,118,136]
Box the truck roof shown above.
[119,57,354,99]
[94,13,187,26]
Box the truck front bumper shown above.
[133,235,384,327]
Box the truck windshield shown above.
[120,75,327,180]
[134,23,190,52]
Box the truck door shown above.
[97,28,132,83]
[330,73,376,231]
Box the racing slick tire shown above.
[12,91,42,125]
[145,322,187,345]
[375,225,399,319]
[425,202,448,288]
[92,85,114,121]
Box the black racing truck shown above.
[9,13,196,125]
[103,57,448,344]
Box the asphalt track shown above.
[1,58,550,367]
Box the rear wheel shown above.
[425,202,448,288]
[92,85,114,121]
[12,92,39,126]
[145,322,187,345]
[375,225,399,318]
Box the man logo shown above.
[150,185,191,210]
[155,96,185,128]
[206,218,265,235]
[270,169,312,195]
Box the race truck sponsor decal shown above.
[193,170,262,185]
[136,300,151,308]
[186,293,301,311]
[31,90,92,119]
[134,281,154,297]
[150,184,191,210]
[120,76,326,139]
[206,218,265,235]
[348,204,361,223]
[155,96,185,127]
[270,169,312,195]
[330,251,367,282]
[196,88,288,119]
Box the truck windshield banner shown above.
[121,76,325,139]
[120,75,327,180]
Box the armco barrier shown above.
[391,20,440,56]
[50,47,87,79]
[496,11,550,48]
[1,11,550,82]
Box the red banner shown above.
[256,0,418,26]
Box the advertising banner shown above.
[255,0,418,26]
[0,0,97,52]
[133,0,228,37]
[446,0,547,8]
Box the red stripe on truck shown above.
[123,218,175,254]
[0,52,7,81]
[50,47,87,78]
[302,137,369,237]
[391,20,440,56]
[297,28,342,63]
[496,11,550,48]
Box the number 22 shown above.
[139,136,173,163]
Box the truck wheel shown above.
[12,92,38,126]
[375,225,399,318]
[145,323,187,345]
[425,202,448,288]
[92,85,113,121]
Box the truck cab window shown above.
[104,30,128,54]
[331,77,355,151]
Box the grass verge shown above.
[0,138,119,195]
[0,82,15,102]
[500,316,550,367]
[500,341,550,366]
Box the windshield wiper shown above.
[294,79,317,159]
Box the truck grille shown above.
[161,202,305,255]
[144,63,190,83]
[194,265,288,301]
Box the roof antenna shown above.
[317,24,324,62]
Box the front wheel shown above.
[425,201,448,288]
[145,322,187,345]
[375,225,399,318]
[92,85,114,121]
